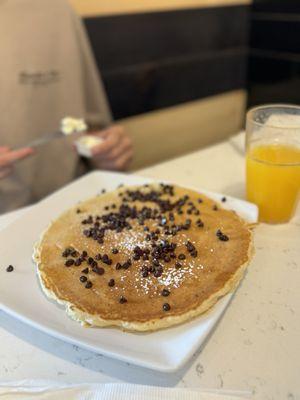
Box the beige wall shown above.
[69,0,251,17]
[122,90,247,170]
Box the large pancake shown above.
[33,183,254,331]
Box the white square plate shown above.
[0,171,258,372]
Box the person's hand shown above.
[90,125,133,171]
[0,146,34,179]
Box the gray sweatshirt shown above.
[0,0,112,212]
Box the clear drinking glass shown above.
[246,104,300,223]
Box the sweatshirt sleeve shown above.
[70,7,113,128]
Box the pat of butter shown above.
[61,117,87,135]
[75,135,104,158]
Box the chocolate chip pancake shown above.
[33,183,254,331]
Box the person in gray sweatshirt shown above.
[0,0,133,212]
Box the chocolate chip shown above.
[133,246,143,256]
[216,229,229,241]
[196,219,204,228]
[71,250,79,257]
[76,209,81,214]
[102,254,112,265]
[213,205,218,211]
[116,262,122,270]
[6,265,14,272]
[161,289,170,297]
[142,270,149,277]
[221,197,227,202]
[122,261,131,269]
[85,281,93,288]
[175,262,182,269]
[95,254,102,260]
[219,234,229,241]
[119,296,127,304]
[65,259,74,267]
[82,251,88,258]
[178,254,186,260]
[185,241,195,252]
[108,278,115,287]
[163,303,171,311]
[93,266,105,275]
[74,259,82,266]
[80,275,87,282]
[198,198,203,203]
[153,267,163,278]
[81,268,89,274]
[170,243,177,251]
[88,257,94,265]
[62,249,71,257]
[112,248,119,254]
[190,250,198,257]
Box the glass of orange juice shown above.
[246,104,300,223]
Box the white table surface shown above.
[0,135,299,400]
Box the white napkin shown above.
[0,381,251,400]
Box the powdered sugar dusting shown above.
[158,259,205,288]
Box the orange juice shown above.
[246,144,300,223]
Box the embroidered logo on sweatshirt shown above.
[19,70,60,85]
